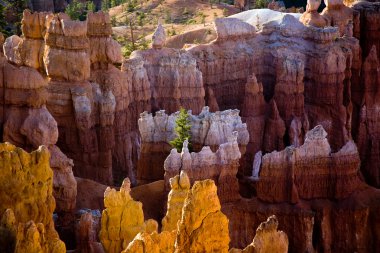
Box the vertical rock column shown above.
[45,13,113,184]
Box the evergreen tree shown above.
[65,0,95,21]
[4,0,28,35]
[0,4,8,36]
[170,108,192,152]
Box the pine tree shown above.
[4,0,28,35]
[0,4,8,36]
[170,108,192,152]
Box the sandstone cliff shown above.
[257,125,364,203]
[1,11,77,229]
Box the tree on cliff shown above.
[65,0,95,21]
[170,108,192,152]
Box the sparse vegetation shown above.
[65,0,96,21]
[254,0,271,9]
[1,0,28,35]
[170,108,192,152]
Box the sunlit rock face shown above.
[1,11,77,229]
[257,125,363,203]
[0,143,66,253]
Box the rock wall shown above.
[1,11,77,228]
[164,131,242,203]
[138,107,249,183]
[257,125,363,203]
[0,143,65,253]
[356,46,380,188]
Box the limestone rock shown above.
[14,220,65,253]
[21,10,49,39]
[229,215,288,253]
[139,107,249,146]
[300,0,329,28]
[99,178,148,253]
[76,211,105,253]
[321,0,354,36]
[215,18,256,41]
[88,11,122,66]
[152,24,166,49]
[138,108,249,184]
[257,125,363,203]
[44,15,90,81]
[263,100,285,153]
[3,35,23,65]
[356,46,380,187]
[0,144,65,252]
[352,2,380,63]
[164,132,242,203]
[122,231,176,253]
[161,171,190,232]
[20,106,58,146]
[49,145,77,213]
[175,179,230,253]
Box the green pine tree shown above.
[170,108,192,152]
[0,4,8,36]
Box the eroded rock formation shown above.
[175,179,230,252]
[161,171,190,232]
[321,0,354,36]
[0,143,65,253]
[138,107,249,183]
[229,215,288,253]
[164,132,242,203]
[257,125,363,203]
[300,0,329,28]
[356,46,380,188]
[1,14,77,237]
[99,178,157,253]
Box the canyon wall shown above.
[1,10,77,232]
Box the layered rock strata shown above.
[256,125,363,203]
[356,46,380,188]
[1,11,77,229]
[224,125,380,252]
[352,1,380,63]
[321,0,354,36]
